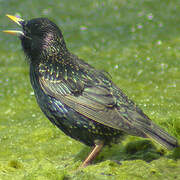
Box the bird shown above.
[4,14,178,168]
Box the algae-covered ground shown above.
[0,0,180,179]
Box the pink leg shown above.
[80,141,104,168]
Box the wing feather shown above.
[39,77,134,131]
[39,75,156,137]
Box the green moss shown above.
[171,147,180,160]
[0,0,180,179]
[8,160,23,169]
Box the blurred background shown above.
[0,0,180,179]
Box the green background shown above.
[0,0,180,179]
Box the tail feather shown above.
[142,122,178,150]
[125,109,178,149]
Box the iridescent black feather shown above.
[13,17,179,149]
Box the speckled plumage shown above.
[5,15,178,167]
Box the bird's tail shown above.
[142,122,178,150]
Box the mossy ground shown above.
[0,0,180,179]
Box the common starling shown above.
[4,14,178,168]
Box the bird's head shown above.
[4,15,67,63]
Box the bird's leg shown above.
[80,140,104,168]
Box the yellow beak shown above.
[3,14,24,36]
[3,30,24,35]
[6,14,24,26]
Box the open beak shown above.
[3,14,24,36]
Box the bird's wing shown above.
[39,75,142,133]
[38,62,179,149]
